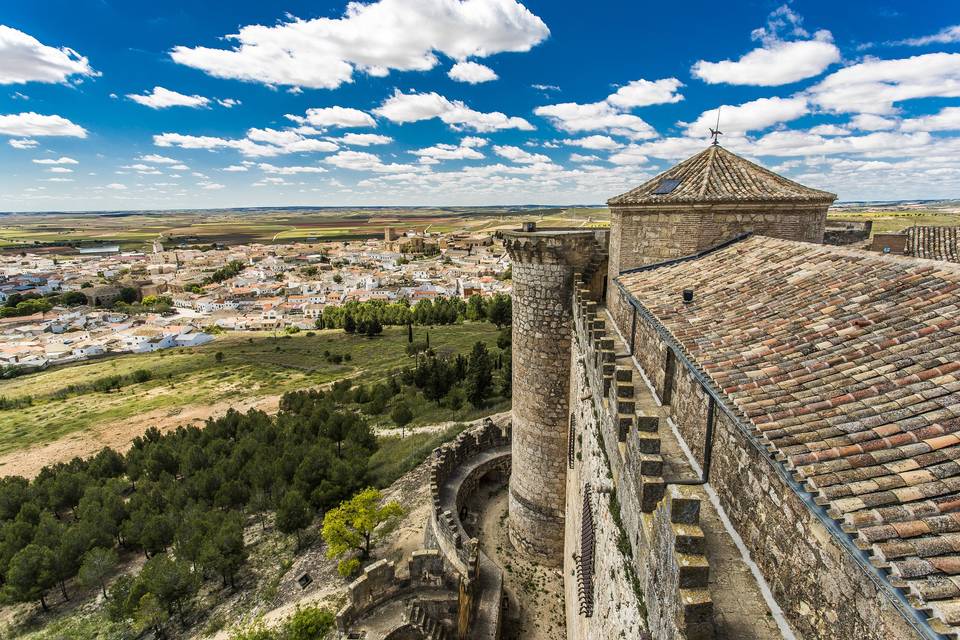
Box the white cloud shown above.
[682,97,808,136]
[0,112,87,137]
[692,38,839,86]
[104,183,127,190]
[8,138,37,149]
[47,167,72,173]
[217,98,240,108]
[562,135,622,150]
[137,154,180,164]
[901,107,960,132]
[336,133,393,146]
[606,78,683,108]
[532,83,560,91]
[448,61,498,84]
[806,53,960,114]
[169,164,189,171]
[222,165,249,172]
[374,89,533,132]
[534,101,654,138]
[170,0,548,89]
[849,114,897,131]
[258,163,327,174]
[154,128,338,157]
[0,25,98,85]
[569,153,599,163]
[808,124,848,135]
[411,140,485,163]
[607,145,649,166]
[198,181,225,190]
[286,106,376,129]
[493,145,549,164]
[892,25,960,47]
[324,150,423,173]
[32,156,77,165]
[692,6,838,86]
[127,86,210,109]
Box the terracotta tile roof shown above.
[907,226,960,264]
[617,235,960,635]
[607,145,836,206]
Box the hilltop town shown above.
[0,228,510,372]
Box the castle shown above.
[338,145,960,640]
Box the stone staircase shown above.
[406,604,449,640]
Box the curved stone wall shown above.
[502,230,606,566]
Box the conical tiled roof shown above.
[608,145,836,206]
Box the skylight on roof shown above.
[652,178,681,195]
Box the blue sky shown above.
[1,0,959,211]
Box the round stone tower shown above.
[502,227,605,566]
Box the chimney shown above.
[683,289,694,304]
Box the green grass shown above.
[370,422,473,487]
[0,324,500,458]
[828,210,960,236]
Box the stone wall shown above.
[336,552,454,632]
[607,203,828,285]
[617,286,921,640]
[646,486,713,640]
[565,280,714,640]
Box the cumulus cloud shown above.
[222,165,249,172]
[169,0,548,89]
[493,144,549,164]
[805,53,960,114]
[691,5,839,86]
[324,150,423,173]
[286,106,376,129]
[374,90,533,132]
[47,167,72,173]
[900,106,960,132]
[127,86,211,109]
[154,128,338,157]
[8,137,37,149]
[137,154,180,164]
[606,78,683,108]
[891,25,960,47]
[0,25,98,85]
[808,124,848,136]
[534,101,655,138]
[335,133,393,146]
[562,135,622,150]
[682,97,808,136]
[849,114,897,131]
[0,112,87,137]
[217,98,240,108]
[569,153,600,163]
[104,183,127,190]
[32,156,78,165]
[258,163,327,174]
[448,61,498,84]
[411,139,486,163]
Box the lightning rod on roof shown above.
[709,106,723,146]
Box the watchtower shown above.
[501,226,606,565]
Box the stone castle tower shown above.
[605,144,835,285]
[501,229,607,565]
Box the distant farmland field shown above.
[0,206,610,253]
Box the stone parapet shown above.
[645,485,714,640]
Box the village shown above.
[0,227,511,372]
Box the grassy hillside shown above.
[0,323,499,457]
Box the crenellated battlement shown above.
[569,270,715,640]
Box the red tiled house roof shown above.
[907,226,960,264]
[608,144,837,206]
[618,235,960,634]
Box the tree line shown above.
[0,388,380,634]
[313,294,511,333]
